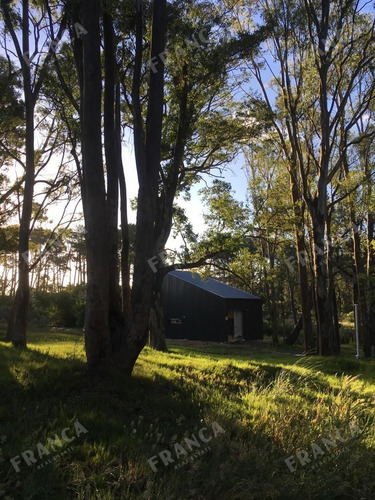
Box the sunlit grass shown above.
[23,331,86,360]
[0,333,374,499]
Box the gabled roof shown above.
[168,270,261,300]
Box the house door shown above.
[233,310,243,338]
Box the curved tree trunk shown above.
[285,314,303,345]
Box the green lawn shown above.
[0,332,374,499]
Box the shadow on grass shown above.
[0,337,374,499]
[0,341,231,499]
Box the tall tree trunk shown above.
[341,116,367,354]
[365,202,375,357]
[268,241,279,347]
[288,279,297,326]
[311,17,336,355]
[310,199,335,355]
[148,67,189,351]
[6,0,34,347]
[347,193,368,353]
[298,243,315,352]
[326,215,340,353]
[124,0,167,374]
[81,0,110,370]
[344,179,366,344]
[103,3,124,351]
[117,83,131,321]
[289,171,314,351]
[261,241,278,346]
[362,139,375,357]
[3,0,66,345]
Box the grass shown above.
[0,331,374,499]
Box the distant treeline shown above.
[0,285,86,330]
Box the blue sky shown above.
[122,141,249,243]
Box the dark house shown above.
[163,270,263,342]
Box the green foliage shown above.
[0,55,24,222]
[0,294,13,330]
[0,55,24,142]
[31,287,86,328]
[0,225,19,253]
[0,286,86,330]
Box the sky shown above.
[121,138,249,251]
[3,119,249,253]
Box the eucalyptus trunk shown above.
[124,0,167,374]
[365,203,375,357]
[148,70,189,351]
[289,170,314,351]
[311,7,337,356]
[6,0,34,347]
[103,4,124,351]
[326,215,340,354]
[117,82,131,320]
[81,0,111,370]
[310,200,335,355]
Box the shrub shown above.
[1,286,86,330]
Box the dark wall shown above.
[163,274,227,341]
[163,274,263,342]
[187,285,227,342]
[163,274,187,339]
[226,298,263,340]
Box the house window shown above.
[169,318,183,325]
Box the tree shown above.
[122,0,167,371]
[1,0,67,346]
[79,0,111,369]
[122,0,269,353]
[244,0,375,354]
[0,56,24,222]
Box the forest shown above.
[1,1,375,498]
[1,0,375,369]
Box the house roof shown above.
[168,270,261,300]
